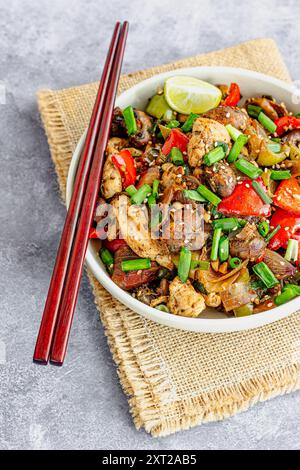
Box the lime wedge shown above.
[164,76,222,114]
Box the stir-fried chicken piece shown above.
[187,117,230,167]
[101,155,122,199]
[167,277,206,317]
[111,194,173,270]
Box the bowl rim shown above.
[66,65,300,333]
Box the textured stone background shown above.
[1,0,300,450]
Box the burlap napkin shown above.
[37,39,300,437]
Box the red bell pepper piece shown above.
[274,116,300,136]
[273,177,300,215]
[89,226,107,239]
[268,208,300,250]
[111,149,136,188]
[162,129,189,156]
[218,178,271,217]
[103,238,128,253]
[223,83,241,107]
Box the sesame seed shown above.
[245,184,250,188]
[267,302,273,308]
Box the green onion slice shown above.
[178,246,192,283]
[181,113,199,132]
[203,146,225,166]
[121,258,151,272]
[274,284,300,305]
[247,104,262,118]
[190,260,210,270]
[170,147,184,166]
[229,257,242,269]
[258,221,269,237]
[219,236,229,262]
[211,228,222,261]
[227,134,248,163]
[183,189,206,202]
[226,124,242,141]
[212,217,240,231]
[152,179,160,199]
[252,261,279,288]
[197,184,221,206]
[258,111,277,134]
[251,180,273,204]
[265,224,281,243]
[155,304,170,312]
[125,185,137,197]
[100,248,114,266]
[285,239,299,262]
[123,106,137,135]
[235,158,263,179]
[131,184,152,205]
[270,170,291,180]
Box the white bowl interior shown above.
[66,66,300,333]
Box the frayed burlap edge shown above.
[37,39,300,437]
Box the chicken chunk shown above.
[187,117,230,167]
[167,277,206,317]
[101,155,122,199]
[111,195,173,270]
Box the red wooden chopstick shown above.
[33,22,122,364]
[50,21,129,365]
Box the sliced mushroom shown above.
[282,129,300,145]
[204,161,236,197]
[229,223,266,261]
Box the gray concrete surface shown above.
[1,0,300,450]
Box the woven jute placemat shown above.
[37,38,300,437]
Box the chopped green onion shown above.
[274,284,300,305]
[258,111,277,133]
[247,104,262,118]
[197,184,221,206]
[270,170,291,180]
[285,239,299,262]
[265,224,281,243]
[166,120,180,129]
[227,134,248,163]
[267,143,281,153]
[193,280,207,294]
[251,180,273,204]
[100,248,114,266]
[216,141,229,154]
[178,246,192,283]
[125,185,137,197]
[181,113,199,132]
[226,124,242,141]
[152,179,160,199]
[131,184,152,205]
[212,217,240,231]
[183,189,206,202]
[258,221,269,237]
[235,158,263,179]
[229,257,242,269]
[203,146,225,166]
[219,236,229,262]
[123,106,137,135]
[155,304,170,312]
[121,258,151,272]
[170,147,184,166]
[190,260,210,270]
[147,194,156,207]
[271,137,281,143]
[252,261,279,288]
[211,228,222,261]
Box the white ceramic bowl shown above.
[66,66,300,333]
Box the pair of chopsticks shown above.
[33,21,129,366]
